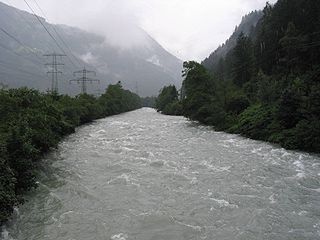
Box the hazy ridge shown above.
[0,2,182,96]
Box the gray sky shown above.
[2,0,277,61]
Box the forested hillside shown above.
[0,83,140,223]
[157,0,320,153]
[202,10,263,71]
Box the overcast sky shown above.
[2,0,277,61]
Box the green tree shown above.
[232,32,254,87]
[155,85,179,113]
[0,85,141,223]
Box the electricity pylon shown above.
[44,52,66,93]
[69,67,100,94]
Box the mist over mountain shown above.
[0,2,182,96]
[202,10,262,70]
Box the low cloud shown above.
[3,0,277,60]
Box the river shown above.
[2,108,320,240]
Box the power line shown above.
[0,40,42,65]
[2,0,57,53]
[23,0,77,69]
[44,53,66,93]
[51,27,82,68]
[5,0,55,52]
[0,70,47,89]
[0,27,44,63]
[31,0,83,68]
[69,68,100,94]
[0,59,45,79]
[1,1,53,57]
[0,69,43,79]
[0,28,25,48]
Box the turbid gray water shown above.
[2,108,320,240]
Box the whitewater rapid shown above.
[2,108,320,239]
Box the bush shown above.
[280,119,320,151]
[229,104,276,140]
[0,85,141,223]
[162,101,183,116]
[226,95,250,114]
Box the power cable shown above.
[23,0,77,69]
[0,35,43,65]
[0,59,45,78]
[32,0,83,68]
[5,0,55,52]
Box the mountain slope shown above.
[202,10,262,71]
[0,2,182,96]
[175,0,320,153]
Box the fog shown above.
[2,0,277,60]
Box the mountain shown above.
[0,2,182,96]
[174,0,320,153]
[202,10,262,71]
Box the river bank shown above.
[2,108,320,240]
[0,83,141,224]
[155,61,319,154]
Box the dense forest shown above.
[155,85,182,115]
[156,0,320,153]
[0,82,141,223]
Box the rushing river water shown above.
[2,108,320,240]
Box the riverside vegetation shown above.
[0,82,141,223]
[156,0,320,153]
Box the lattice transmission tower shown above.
[44,52,66,93]
[69,68,100,94]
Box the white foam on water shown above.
[251,147,263,154]
[5,108,320,239]
[225,138,237,143]
[314,188,320,193]
[293,159,306,178]
[0,225,17,240]
[1,228,11,240]
[220,144,230,148]
[269,194,276,204]
[171,217,202,231]
[296,172,306,178]
[13,207,19,217]
[107,173,140,187]
[201,160,231,173]
[60,210,74,218]
[313,222,320,236]
[110,121,130,126]
[282,151,291,157]
[96,129,106,134]
[121,146,138,152]
[111,233,128,240]
[190,177,198,185]
[298,211,308,216]
[209,198,238,208]
[294,160,305,170]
